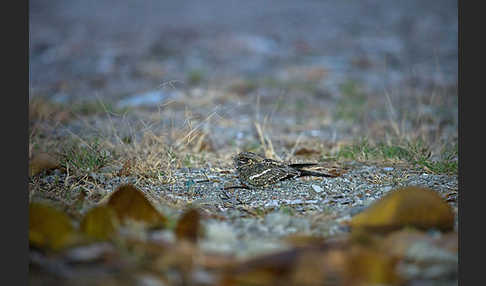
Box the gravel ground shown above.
[30,1,458,285]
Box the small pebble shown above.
[381,186,393,192]
[311,185,324,193]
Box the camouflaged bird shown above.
[233,152,333,187]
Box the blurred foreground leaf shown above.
[80,205,120,241]
[349,186,454,232]
[107,184,167,227]
[175,208,201,243]
[29,203,78,251]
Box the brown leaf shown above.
[80,205,120,241]
[29,152,60,177]
[29,203,79,250]
[107,184,167,228]
[294,148,321,156]
[175,208,201,243]
[349,186,455,232]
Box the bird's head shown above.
[233,152,263,168]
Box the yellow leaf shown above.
[29,203,78,251]
[80,205,119,241]
[107,184,167,227]
[349,186,455,232]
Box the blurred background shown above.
[29,0,457,154]
[30,0,457,95]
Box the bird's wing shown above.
[248,163,297,185]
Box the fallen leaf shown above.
[29,203,78,250]
[349,186,455,232]
[175,208,201,243]
[80,205,120,241]
[294,148,321,156]
[107,184,167,228]
[29,153,60,177]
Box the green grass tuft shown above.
[60,139,110,173]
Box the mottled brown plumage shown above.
[233,152,332,187]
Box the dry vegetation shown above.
[29,77,458,285]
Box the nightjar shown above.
[233,152,332,187]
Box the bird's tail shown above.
[298,169,335,178]
[289,163,318,168]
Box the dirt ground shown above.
[29,1,458,285]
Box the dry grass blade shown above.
[174,109,218,149]
[254,121,279,160]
